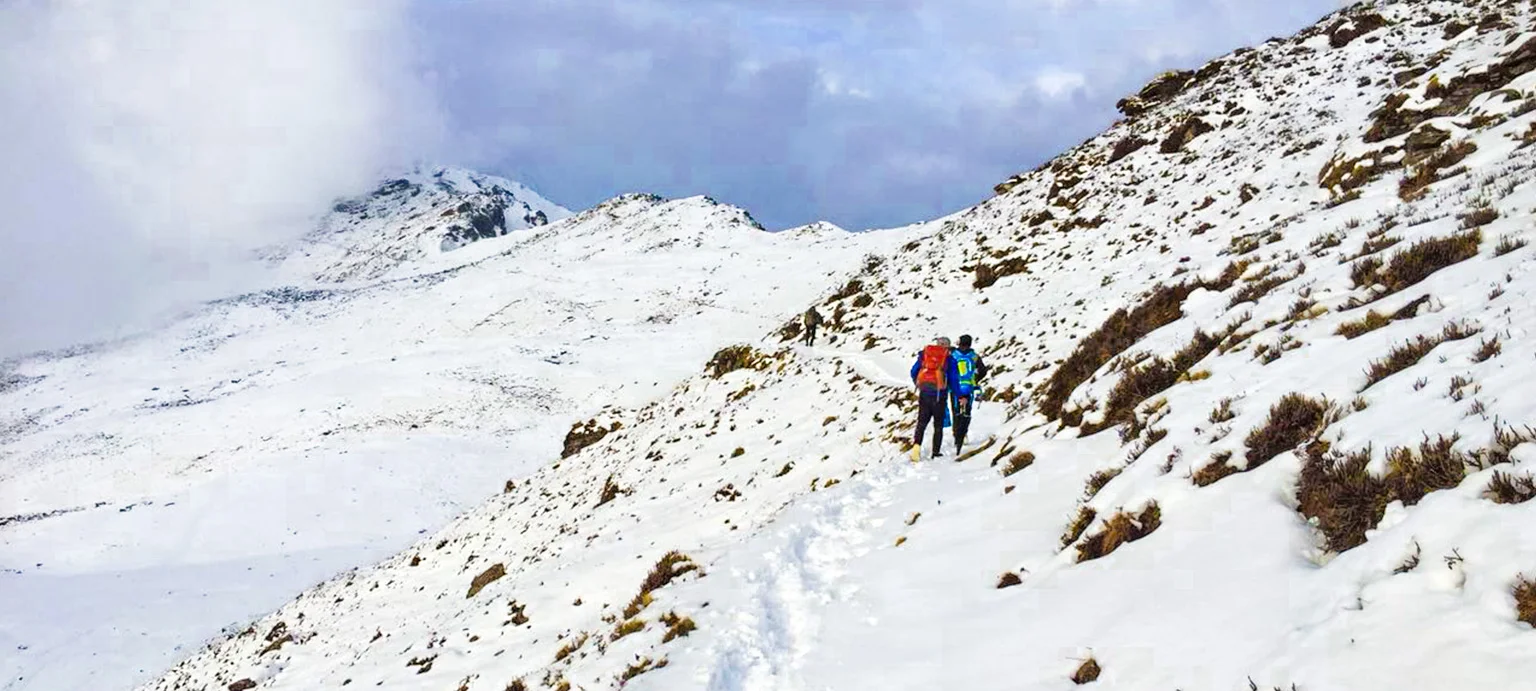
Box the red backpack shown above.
[915,345,948,391]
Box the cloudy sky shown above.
[0,0,1342,355]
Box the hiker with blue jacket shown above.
[948,334,988,452]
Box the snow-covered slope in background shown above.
[0,187,912,690]
[133,2,1536,690]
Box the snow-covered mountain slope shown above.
[267,166,572,284]
[0,189,912,691]
[130,2,1536,690]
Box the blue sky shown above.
[415,0,1345,230]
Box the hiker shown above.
[910,337,959,458]
[803,307,824,346]
[949,334,989,451]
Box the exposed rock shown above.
[1328,12,1389,49]
[1160,116,1215,154]
[1403,125,1452,166]
[466,563,506,598]
[563,419,621,459]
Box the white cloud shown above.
[1033,67,1089,100]
[0,0,441,355]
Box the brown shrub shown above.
[1229,271,1296,307]
[1208,397,1235,423]
[619,657,664,683]
[1092,331,1221,432]
[1495,234,1529,256]
[1038,283,1197,420]
[996,572,1023,589]
[1370,231,1483,296]
[1244,394,1333,470]
[1460,207,1499,230]
[1473,337,1502,362]
[1485,472,1536,504]
[827,279,863,302]
[467,563,507,599]
[1399,141,1477,201]
[505,681,529,691]
[1515,577,1536,627]
[1001,451,1036,477]
[1361,323,1479,391]
[1350,256,1384,288]
[1298,437,1468,552]
[1076,502,1161,563]
[1083,467,1124,500]
[1072,657,1102,685]
[1060,506,1097,549]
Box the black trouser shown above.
[951,393,973,449]
[804,324,818,345]
[914,389,946,455]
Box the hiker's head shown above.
[935,336,952,347]
[958,334,973,349]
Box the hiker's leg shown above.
[928,396,944,455]
[913,395,933,447]
[953,396,971,449]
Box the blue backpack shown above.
[952,350,979,397]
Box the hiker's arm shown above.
[976,355,989,381]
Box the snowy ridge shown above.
[269,166,572,284]
[131,1,1536,690]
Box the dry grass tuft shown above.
[996,572,1024,589]
[1485,471,1536,504]
[659,611,697,642]
[1361,323,1479,391]
[1091,331,1221,433]
[1039,267,1242,421]
[1244,394,1334,470]
[1060,506,1097,549]
[1083,467,1124,500]
[1494,234,1529,256]
[1335,311,1391,339]
[1208,397,1236,424]
[1474,336,1502,363]
[1515,576,1536,627]
[1076,502,1161,563]
[622,552,700,619]
[611,618,646,641]
[1001,451,1036,477]
[1192,450,1239,487]
[1072,657,1102,685]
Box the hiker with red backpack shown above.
[910,337,960,459]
